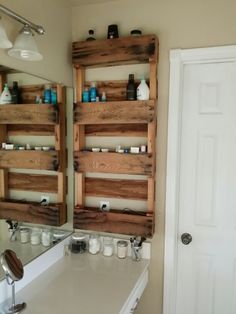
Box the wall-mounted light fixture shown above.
[0,4,45,61]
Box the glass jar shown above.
[89,234,101,255]
[41,229,52,247]
[103,237,114,257]
[19,227,30,243]
[117,240,128,259]
[70,233,87,254]
[30,228,41,245]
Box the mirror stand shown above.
[6,274,26,314]
[0,250,26,314]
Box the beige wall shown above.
[71,0,236,313]
[0,0,72,86]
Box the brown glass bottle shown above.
[126,74,136,100]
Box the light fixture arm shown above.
[0,4,45,35]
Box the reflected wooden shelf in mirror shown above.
[0,74,67,226]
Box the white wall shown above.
[0,0,72,86]
[71,0,236,313]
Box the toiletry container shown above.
[0,83,12,104]
[30,228,41,245]
[103,237,114,257]
[82,88,90,102]
[126,74,136,100]
[51,88,57,105]
[44,84,51,104]
[137,78,150,100]
[117,240,128,259]
[20,228,30,243]
[11,81,20,104]
[89,82,97,102]
[89,234,101,254]
[70,233,87,253]
[42,229,52,247]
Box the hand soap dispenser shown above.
[0,83,12,104]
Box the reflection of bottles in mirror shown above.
[0,83,12,104]
[86,29,96,41]
[11,81,20,104]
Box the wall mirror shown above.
[0,64,72,281]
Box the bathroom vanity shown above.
[0,237,149,314]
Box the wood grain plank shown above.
[85,124,147,137]
[0,73,6,93]
[74,207,154,237]
[74,151,153,176]
[0,169,8,198]
[0,104,58,125]
[7,124,54,136]
[8,173,58,193]
[85,177,148,200]
[72,35,158,67]
[74,100,155,125]
[0,150,59,171]
[0,200,63,226]
[75,173,85,207]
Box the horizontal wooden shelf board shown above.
[0,150,59,171]
[74,207,154,237]
[9,172,58,193]
[74,100,155,125]
[72,34,158,67]
[74,151,153,175]
[85,177,148,200]
[7,124,55,136]
[0,200,63,226]
[0,104,58,125]
[85,123,147,137]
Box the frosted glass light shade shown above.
[8,25,43,61]
[0,20,12,49]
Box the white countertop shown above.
[14,253,149,314]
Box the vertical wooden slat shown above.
[0,169,8,199]
[74,66,85,152]
[55,85,67,224]
[0,74,6,93]
[147,177,155,214]
[149,61,157,100]
[75,172,85,207]
[75,66,85,102]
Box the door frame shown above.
[163,45,236,314]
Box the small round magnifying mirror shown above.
[0,250,26,313]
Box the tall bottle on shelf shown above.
[126,74,136,101]
[0,83,12,104]
[136,78,150,100]
[11,81,20,104]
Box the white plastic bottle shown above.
[136,78,150,101]
[0,83,12,104]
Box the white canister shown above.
[136,78,150,101]
[20,228,30,243]
[41,229,52,247]
[30,228,41,245]
[89,235,101,255]
[103,237,114,257]
[117,240,128,259]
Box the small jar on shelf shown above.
[89,234,101,255]
[103,237,114,257]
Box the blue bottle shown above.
[51,88,57,105]
[82,88,90,102]
[44,84,51,104]
[89,82,97,102]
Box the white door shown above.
[164,46,236,314]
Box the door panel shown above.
[176,61,236,314]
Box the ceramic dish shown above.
[101,148,109,152]
[92,148,100,152]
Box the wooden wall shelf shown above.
[74,100,155,125]
[74,151,153,176]
[73,34,158,237]
[74,207,154,238]
[72,34,158,67]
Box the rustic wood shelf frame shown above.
[73,34,158,237]
[0,78,67,226]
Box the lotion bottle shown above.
[0,83,12,104]
[137,78,150,101]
